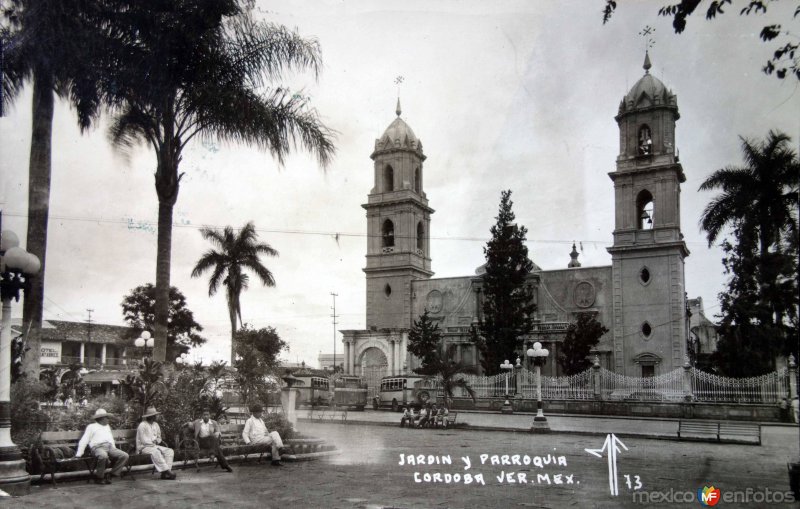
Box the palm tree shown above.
[103,2,335,361]
[192,222,278,364]
[416,345,477,410]
[2,0,111,376]
[699,130,799,259]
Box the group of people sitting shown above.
[75,403,286,484]
[399,403,450,428]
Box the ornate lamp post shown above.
[0,230,41,495]
[500,359,514,414]
[175,353,189,366]
[134,331,154,359]
[526,341,550,433]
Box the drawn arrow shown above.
[585,433,629,496]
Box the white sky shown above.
[1,0,798,367]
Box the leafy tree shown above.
[407,311,443,369]
[119,358,166,418]
[475,190,536,375]
[602,0,800,81]
[2,0,115,377]
[235,324,288,369]
[232,325,286,407]
[121,284,206,362]
[415,345,476,410]
[102,1,335,362]
[698,130,798,368]
[711,232,797,375]
[192,223,278,363]
[558,313,609,375]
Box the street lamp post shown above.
[527,341,550,433]
[134,331,154,360]
[500,359,514,414]
[0,230,41,495]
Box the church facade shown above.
[342,55,691,392]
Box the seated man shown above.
[193,409,233,472]
[76,408,129,484]
[440,406,450,428]
[399,407,413,428]
[434,406,446,428]
[416,405,428,428]
[242,404,285,466]
[136,406,177,480]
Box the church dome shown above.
[618,52,678,116]
[372,98,424,156]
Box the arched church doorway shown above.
[359,347,388,398]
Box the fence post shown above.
[789,354,797,400]
[592,356,602,400]
[683,356,693,401]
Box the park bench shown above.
[33,429,154,486]
[176,423,284,471]
[677,420,761,445]
[312,407,348,422]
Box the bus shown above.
[372,375,432,411]
[333,376,368,411]
[293,375,331,408]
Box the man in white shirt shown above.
[76,408,129,484]
[192,409,232,472]
[242,404,285,466]
[136,406,176,480]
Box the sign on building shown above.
[40,341,62,365]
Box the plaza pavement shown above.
[2,412,798,508]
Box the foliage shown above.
[475,190,537,375]
[602,0,800,80]
[415,344,476,409]
[264,411,295,440]
[711,233,798,375]
[11,331,28,383]
[121,283,207,361]
[10,378,49,450]
[407,311,442,368]
[192,222,279,363]
[697,130,799,373]
[558,313,609,375]
[2,0,121,377]
[231,325,286,407]
[99,1,335,361]
[119,358,167,418]
[235,324,288,369]
[157,362,229,446]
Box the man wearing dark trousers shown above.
[193,409,233,472]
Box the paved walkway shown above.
[299,408,795,442]
[4,421,798,508]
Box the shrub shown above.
[10,379,49,451]
[264,411,295,440]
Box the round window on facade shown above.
[384,284,392,298]
[639,266,651,285]
[641,322,652,338]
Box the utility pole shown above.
[330,293,338,373]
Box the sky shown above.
[1,0,798,367]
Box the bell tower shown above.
[607,53,690,375]
[363,100,434,329]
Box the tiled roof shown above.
[11,319,135,345]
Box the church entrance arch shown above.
[359,347,388,399]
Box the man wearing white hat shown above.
[136,406,176,479]
[76,409,129,484]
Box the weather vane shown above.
[638,25,656,51]
[395,75,404,98]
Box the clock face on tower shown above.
[426,290,443,314]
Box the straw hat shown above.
[142,406,161,418]
[92,408,113,420]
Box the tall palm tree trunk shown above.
[228,300,237,365]
[22,69,54,378]
[153,118,180,362]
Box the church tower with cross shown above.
[607,52,690,375]
[363,99,434,330]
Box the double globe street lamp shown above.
[500,359,514,414]
[0,230,41,495]
[527,341,551,433]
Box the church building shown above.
[341,54,691,392]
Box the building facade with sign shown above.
[342,56,691,389]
